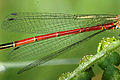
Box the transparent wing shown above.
[8,28,120,74]
[17,30,105,74]
[9,31,97,62]
[2,12,117,34]
[8,30,100,73]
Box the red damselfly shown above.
[0,12,120,74]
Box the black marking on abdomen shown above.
[0,42,14,49]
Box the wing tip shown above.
[17,69,25,74]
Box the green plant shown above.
[59,37,120,80]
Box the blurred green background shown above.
[0,0,120,80]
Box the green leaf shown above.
[98,52,120,70]
[102,65,120,80]
[76,67,95,80]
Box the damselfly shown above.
[0,12,120,74]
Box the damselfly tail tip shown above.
[17,68,27,74]
[0,42,15,50]
[17,71,22,74]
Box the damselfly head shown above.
[115,21,120,29]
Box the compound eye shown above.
[116,26,119,29]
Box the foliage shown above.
[59,37,120,80]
